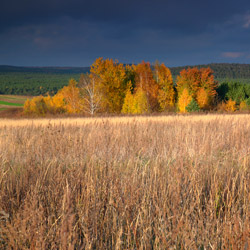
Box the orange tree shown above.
[177,67,217,112]
[133,61,159,111]
[197,68,217,109]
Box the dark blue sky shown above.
[1,0,250,67]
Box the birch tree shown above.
[79,74,100,115]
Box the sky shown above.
[1,0,250,67]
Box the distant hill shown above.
[169,63,250,79]
[0,65,90,74]
[1,63,250,79]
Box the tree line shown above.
[23,58,250,115]
[0,73,81,96]
[1,63,250,97]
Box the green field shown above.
[0,100,23,106]
[0,95,28,111]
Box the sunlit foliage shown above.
[178,88,192,113]
[133,61,159,111]
[56,79,83,114]
[177,67,217,112]
[225,99,237,112]
[122,85,149,114]
[155,63,175,111]
[90,58,127,113]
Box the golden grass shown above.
[0,113,249,127]
[0,114,249,249]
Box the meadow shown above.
[0,114,249,249]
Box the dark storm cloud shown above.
[1,0,250,66]
[2,0,250,33]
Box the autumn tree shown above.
[225,99,237,112]
[133,88,149,114]
[154,63,175,111]
[121,82,134,114]
[133,61,159,111]
[56,79,83,114]
[196,88,209,109]
[90,58,127,113]
[197,68,217,109]
[177,67,217,112]
[23,79,84,115]
[122,84,149,115]
[23,96,48,115]
[79,74,101,115]
[125,64,136,92]
[177,68,200,96]
[178,88,192,113]
[50,92,66,113]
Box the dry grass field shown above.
[0,114,250,249]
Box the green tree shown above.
[186,99,200,112]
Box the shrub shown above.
[239,100,248,111]
[225,99,237,112]
[23,96,48,115]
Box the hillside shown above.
[0,63,250,96]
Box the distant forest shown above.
[171,63,250,79]
[0,63,250,96]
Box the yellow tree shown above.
[178,88,192,113]
[56,79,83,114]
[133,88,149,114]
[23,99,33,114]
[122,85,149,114]
[90,58,127,113]
[196,87,209,109]
[121,82,134,114]
[133,61,159,111]
[225,99,237,112]
[155,63,175,111]
[51,92,66,113]
[23,96,48,115]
